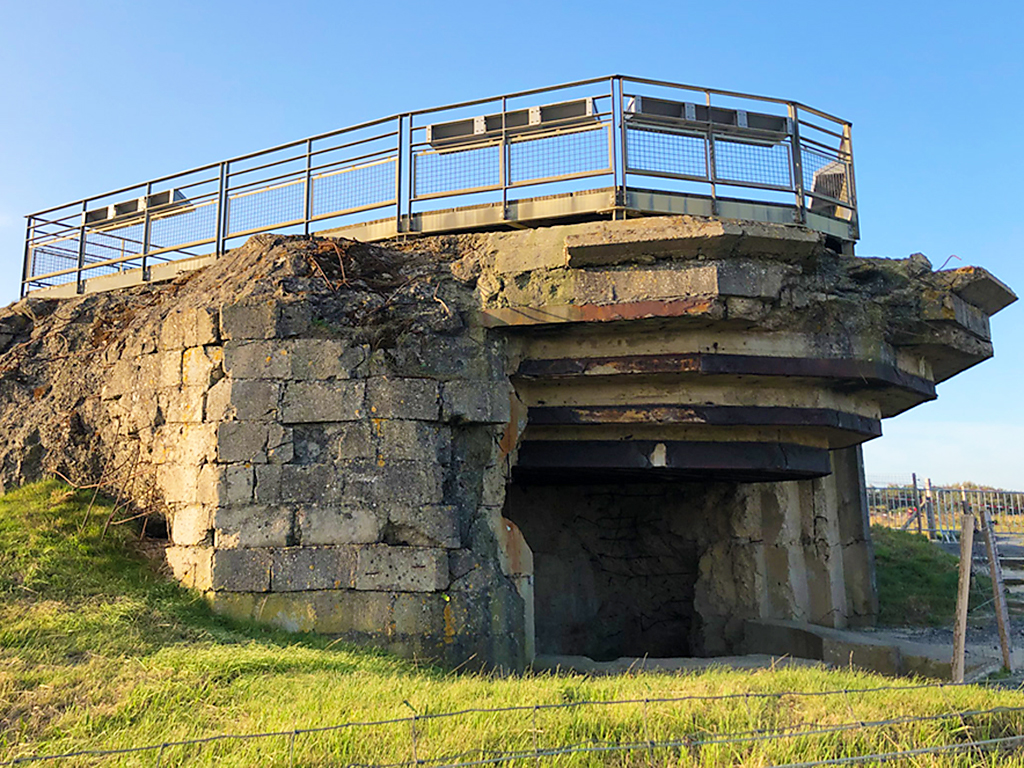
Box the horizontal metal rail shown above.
[22,75,857,297]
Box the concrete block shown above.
[199,464,254,506]
[159,309,190,350]
[217,422,269,464]
[279,302,311,337]
[280,464,346,504]
[297,505,382,545]
[156,350,183,389]
[159,386,206,423]
[230,380,279,422]
[223,341,290,379]
[822,636,901,676]
[313,590,394,634]
[165,546,213,590]
[374,420,451,463]
[170,504,212,546]
[256,593,318,633]
[481,467,509,508]
[182,346,223,387]
[272,546,358,591]
[394,593,446,636]
[344,461,445,508]
[267,424,294,464]
[205,379,233,422]
[367,377,440,421]
[281,381,365,423]
[254,464,282,503]
[441,380,510,424]
[211,547,272,592]
[291,423,374,463]
[388,505,460,548]
[288,338,358,380]
[355,545,449,592]
[221,299,279,340]
[186,307,220,348]
[206,591,258,623]
[153,423,218,466]
[157,463,202,504]
[213,504,292,548]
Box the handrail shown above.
[22,76,857,297]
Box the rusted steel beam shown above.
[526,404,881,437]
[514,439,831,482]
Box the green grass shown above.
[2,482,1024,767]
[872,525,993,626]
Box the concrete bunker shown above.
[0,215,1015,672]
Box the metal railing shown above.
[21,75,858,297]
[867,479,1024,542]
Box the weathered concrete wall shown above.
[0,236,529,668]
[0,216,1012,669]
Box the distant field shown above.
[2,481,1024,767]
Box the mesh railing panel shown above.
[149,199,218,251]
[413,143,500,198]
[228,180,305,236]
[508,126,610,185]
[27,241,81,287]
[802,145,851,203]
[312,158,395,218]
[626,127,707,178]
[713,136,792,188]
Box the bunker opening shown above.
[504,472,748,660]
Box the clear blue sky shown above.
[1,0,1021,487]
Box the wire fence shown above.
[4,680,1024,767]
[22,75,857,297]
[866,476,1024,542]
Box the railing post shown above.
[214,161,228,256]
[616,76,629,213]
[395,114,403,234]
[842,123,859,240]
[76,200,88,294]
[706,90,718,216]
[304,138,314,236]
[21,216,33,298]
[789,103,806,225]
[142,182,153,281]
[501,95,509,220]
[406,115,415,234]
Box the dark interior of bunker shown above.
[504,475,742,661]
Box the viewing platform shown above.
[21,75,857,298]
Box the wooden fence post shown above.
[952,502,975,683]
[980,505,1014,671]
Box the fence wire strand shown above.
[4,680,1021,766]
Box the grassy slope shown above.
[872,526,992,626]
[2,482,1023,767]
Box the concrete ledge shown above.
[742,619,1001,681]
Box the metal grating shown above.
[414,143,500,198]
[713,136,792,188]
[312,159,396,218]
[508,126,610,185]
[626,127,707,178]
